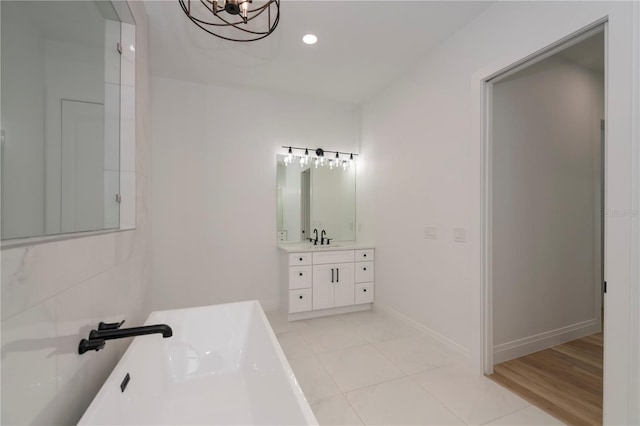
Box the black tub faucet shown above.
[79,322,173,355]
[89,324,173,341]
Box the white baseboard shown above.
[493,319,601,364]
[374,303,470,358]
[287,303,371,321]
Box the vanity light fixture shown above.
[283,146,294,166]
[179,0,280,42]
[281,146,357,171]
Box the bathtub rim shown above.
[78,300,318,426]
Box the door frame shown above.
[470,13,639,424]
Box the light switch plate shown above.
[424,226,437,239]
[453,228,466,242]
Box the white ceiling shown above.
[145,1,494,104]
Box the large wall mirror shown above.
[276,155,356,242]
[1,1,135,241]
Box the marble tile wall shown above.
[0,2,151,424]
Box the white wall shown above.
[0,2,151,424]
[492,56,604,361]
[150,79,360,311]
[358,6,638,420]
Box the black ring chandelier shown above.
[179,0,280,42]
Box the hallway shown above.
[489,333,603,425]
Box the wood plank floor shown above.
[489,333,603,425]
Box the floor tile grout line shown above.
[481,404,536,425]
[312,352,346,399]
[478,404,533,426]
[342,389,368,425]
[405,373,469,425]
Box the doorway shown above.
[486,28,605,424]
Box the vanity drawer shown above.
[354,283,374,304]
[355,261,374,283]
[355,249,374,262]
[289,266,312,289]
[312,250,354,265]
[289,253,312,266]
[289,289,312,313]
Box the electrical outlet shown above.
[424,226,437,239]
[453,228,466,243]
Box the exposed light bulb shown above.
[240,0,249,19]
[349,153,354,168]
[284,146,293,166]
[304,149,310,165]
[314,158,320,168]
[328,159,334,170]
[299,156,305,167]
[342,160,348,170]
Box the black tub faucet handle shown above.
[98,320,125,331]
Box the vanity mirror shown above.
[1,0,135,242]
[276,154,356,242]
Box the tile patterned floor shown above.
[266,309,565,426]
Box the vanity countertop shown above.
[277,241,374,253]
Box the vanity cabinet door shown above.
[333,262,355,307]
[312,264,335,310]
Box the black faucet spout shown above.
[89,324,173,341]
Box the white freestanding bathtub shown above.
[78,301,317,425]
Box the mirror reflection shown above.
[1,1,124,240]
[276,155,355,242]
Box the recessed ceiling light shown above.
[302,34,317,45]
